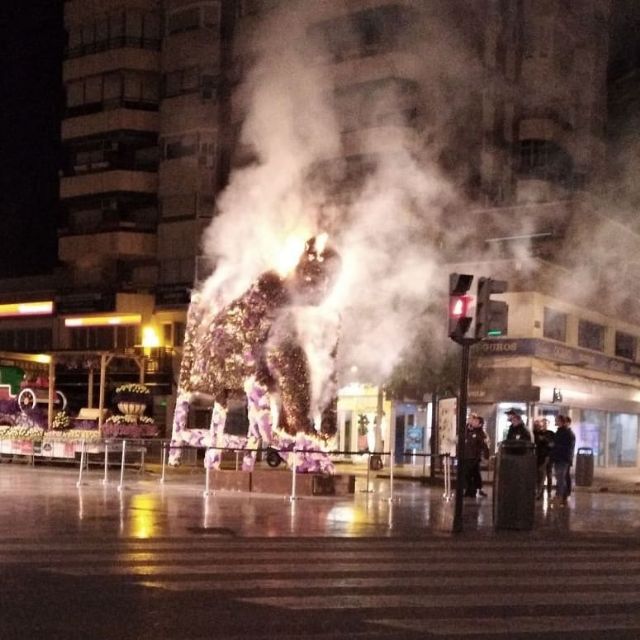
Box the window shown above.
[310,4,416,63]
[167,7,200,34]
[69,326,139,350]
[159,258,195,285]
[578,319,605,352]
[0,328,52,352]
[163,67,216,98]
[335,77,419,133]
[66,71,160,116]
[615,331,636,360]
[167,3,221,35]
[66,10,161,58]
[67,133,158,174]
[543,307,567,342]
[518,139,574,186]
[163,134,198,160]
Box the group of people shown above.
[462,407,576,507]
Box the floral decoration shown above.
[105,414,155,425]
[0,425,45,441]
[51,411,71,431]
[114,383,151,404]
[115,383,150,395]
[43,429,102,443]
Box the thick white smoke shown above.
[197,3,473,411]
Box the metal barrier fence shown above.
[0,437,458,502]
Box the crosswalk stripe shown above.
[0,538,619,552]
[3,548,640,564]
[49,560,640,577]
[371,614,640,635]
[135,572,640,592]
[235,592,640,610]
[4,535,639,636]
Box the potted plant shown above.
[114,383,150,417]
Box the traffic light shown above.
[475,277,508,338]
[448,273,474,342]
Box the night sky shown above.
[0,1,63,278]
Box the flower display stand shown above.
[117,402,147,417]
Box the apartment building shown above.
[1,0,640,464]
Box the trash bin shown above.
[575,447,594,487]
[493,440,536,531]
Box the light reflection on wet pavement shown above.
[1,464,640,540]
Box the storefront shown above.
[470,338,640,469]
[337,383,431,461]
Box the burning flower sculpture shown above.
[169,235,341,473]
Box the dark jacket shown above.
[549,426,575,464]
[534,429,555,464]
[464,426,490,460]
[506,422,532,442]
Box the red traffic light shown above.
[450,294,471,318]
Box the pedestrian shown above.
[533,417,555,499]
[463,413,490,497]
[549,414,576,507]
[563,415,575,497]
[504,407,532,441]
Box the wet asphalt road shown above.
[2,463,640,639]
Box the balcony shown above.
[63,48,159,82]
[60,170,158,200]
[59,230,157,263]
[62,108,159,140]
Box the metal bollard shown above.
[361,451,373,493]
[76,440,86,488]
[289,449,298,501]
[442,454,452,501]
[203,453,212,497]
[102,442,109,485]
[117,440,127,492]
[388,451,395,502]
[160,442,167,484]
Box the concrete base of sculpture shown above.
[211,470,252,492]
[210,469,356,496]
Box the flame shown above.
[274,235,307,276]
[315,232,329,255]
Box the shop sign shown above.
[479,338,640,378]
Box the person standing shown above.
[533,417,555,499]
[549,414,575,507]
[463,414,490,497]
[505,407,532,441]
[564,415,575,497]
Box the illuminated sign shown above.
[64,314,141,328]
[0,301,54,317]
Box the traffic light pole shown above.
[453,339,472,534]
